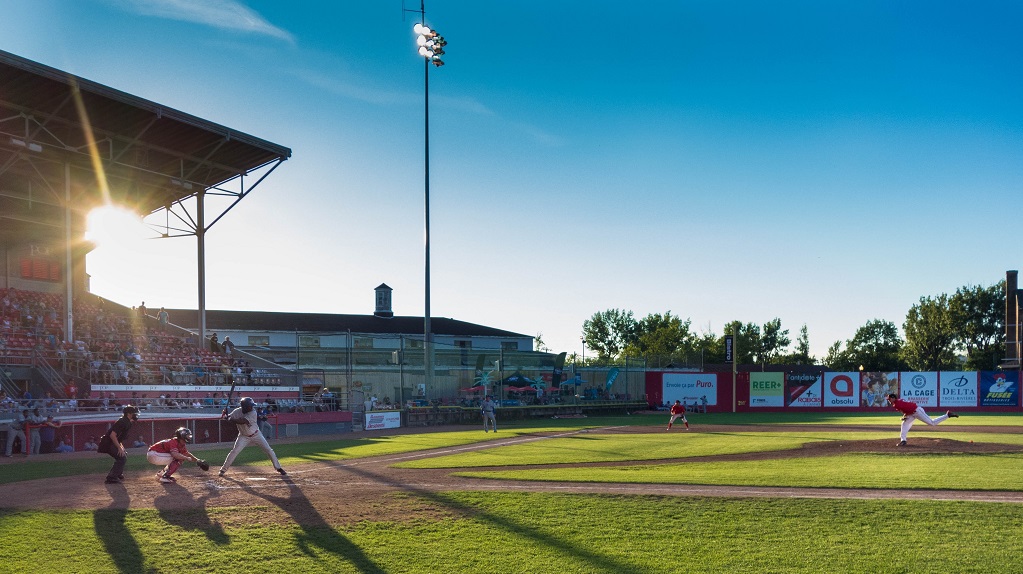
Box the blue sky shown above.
[2,1,1020,359]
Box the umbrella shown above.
[460,385,485,393]
[501,372,535,385]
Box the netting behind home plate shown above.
[21,416,249,455]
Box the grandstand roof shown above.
[163,309,531,340]
[0,49,291,238]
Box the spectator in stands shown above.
[204,393,215,408]
[222,336,235,355]
[258,406,273,437]
[54,437,74,453]
[209,332,220,353]
[137,301,147,318]
[100,360,114,384]
[0,392,14,412]
[67,395,78,411]
[83,436,98,451]
[193,363,207,385]
[157,307,169,331]
[43,392,57,411]
[132,436,147,448]
[21,389,33,408]
[115,357,129,384]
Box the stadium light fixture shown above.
[9,137,42,153]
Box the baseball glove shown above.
[197,459,210,472]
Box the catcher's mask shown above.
[122,405,140,421]
[174,427,193,443]
[241,397,255,413]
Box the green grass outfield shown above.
[1,412,1021,573]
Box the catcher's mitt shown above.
[197,459,210,472]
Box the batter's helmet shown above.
[240,397,255,413]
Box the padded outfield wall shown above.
[645,370,1021,413]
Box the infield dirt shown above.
[2,423,1020,527]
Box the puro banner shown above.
[899,372,938,407]
[823,372,858,407]
[663,373,717,405]
[939,371,978,408]
[980,371,1018,407]
[749,372,784,407]
[786,372,822,407]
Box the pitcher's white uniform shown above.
[220,399,285,475]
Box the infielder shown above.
[886,393,959,446]
[148,427,208,483]
[667,400,689,431]
[480,395,497,432]
[219,397,286,477]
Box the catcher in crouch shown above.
[148,427,208,483]
[219,397,286,477]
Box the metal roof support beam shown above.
[197,188,207,350]
[64,161,74,342]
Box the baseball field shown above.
[1,412,1021,573]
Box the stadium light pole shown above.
[412,5,446,397]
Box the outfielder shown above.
[219,397,286,477]
[667,400,689,430]
[481,395,497,432]
[886,393,959,446]
[148,427,208,483]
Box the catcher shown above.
[147,427,208,483]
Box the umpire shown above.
[98,405,139,484]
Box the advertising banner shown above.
[663,373,717,405]
[860,372,898,408]
[365,410,401,430]
[786,372,822,408]
[823,372,859,407]
[980,371,1018,407]
[749,372,784,407]
[899,372,938,407]
[939,371,978,408]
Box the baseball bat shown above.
[223,380,237,417]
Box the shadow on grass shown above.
[153,481,229,544]
[233,476,386,573]
[341,462,638,574]
[93,482,155,574]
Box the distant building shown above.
[163,284,545,402]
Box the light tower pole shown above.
[411,2,446,397]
